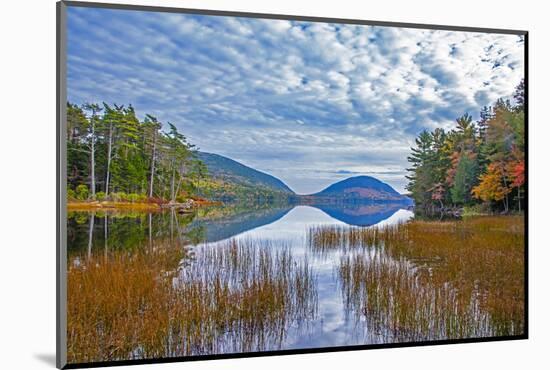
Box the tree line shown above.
[67,102,207,202]
[406,79,525,215]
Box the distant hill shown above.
[197,152,294,193]
[196,152,295,203]
[195,154,411,206]
[305,176,411,203]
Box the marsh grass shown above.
[308,216,524,341]
[67,238,317,363]
[307,224,380,256]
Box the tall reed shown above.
[67,238,317,363]
[309,216,524,341]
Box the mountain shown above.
[305,176,412,203]
[197,152,294,193]
[196,152,295,203]
[195,153,410,206]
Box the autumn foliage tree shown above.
[509,160,525,212]
[471,163,512,210]
[407,79,525,214]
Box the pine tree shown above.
[477,105,493,142]
[82,103,103,197]
[513,78,525,111]
[406,130,436,212]
[450,152,478,204]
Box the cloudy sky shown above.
[67,6,524,194]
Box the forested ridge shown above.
[406,79,525,215]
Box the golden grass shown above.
[67,238,317,363]
[68,201,161,212]
[308,216,524,341]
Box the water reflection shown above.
[314,202,412,226]
[194,206,413,349]
[67,200,525,362]
[188,205,293,242]
[67,202,410,252]
[67,202,414,360]
[67,210,200,254]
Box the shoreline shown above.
[67,199,222,212]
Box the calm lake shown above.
[68,201,524,360]
[68,202,414,353]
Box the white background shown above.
[0,0,547,369]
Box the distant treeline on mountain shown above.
[195,152,295,203]
[197,155,411,204]
[197,152,293,193]
[198,157,412,205]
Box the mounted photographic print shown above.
[56,1,528,368]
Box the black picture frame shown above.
[57,1,528,368]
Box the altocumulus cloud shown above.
[67,7,524,194]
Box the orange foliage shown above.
[472,163,511,202]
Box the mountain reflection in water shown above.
[67,202,411,253]
[67,202,414,355]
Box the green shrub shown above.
[73,213,88,225]
[75,184,89,200]
[176,194,188,203]
[111,192,128,202]
[127,193,140,203]
[67,189,77,201]
[96,191,106,201]
[463,203,491,217]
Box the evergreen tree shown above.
[450,153,478,204]
[477,105,493,142]
[513,78,525,111]
[81,103,103,197]
[406,130,436,212]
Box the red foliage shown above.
[510,160,525,188]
